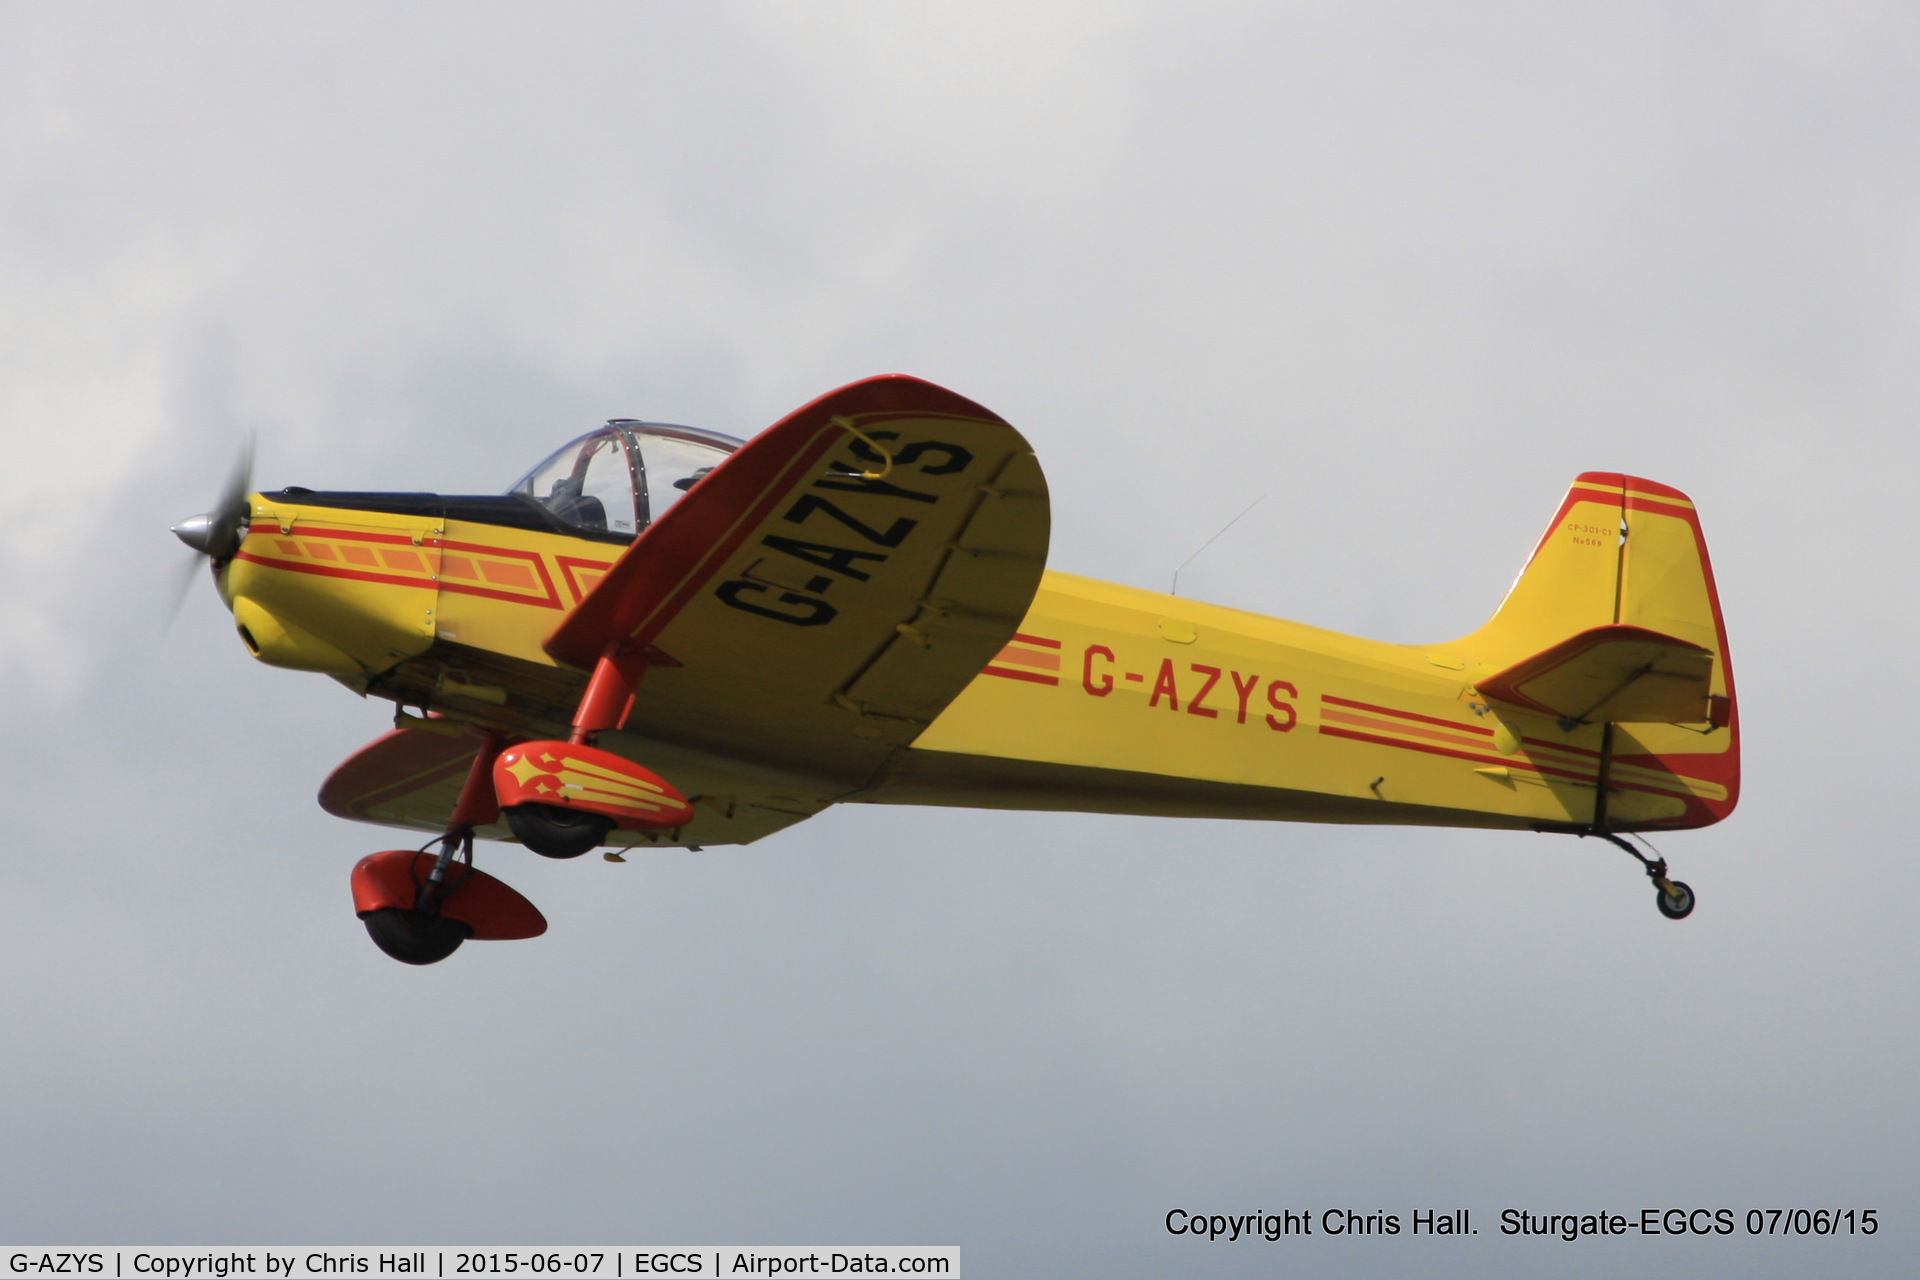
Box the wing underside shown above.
[318,724,833,848]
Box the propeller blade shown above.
[206,433,255,563]
[163,553,210,631]
[167,433,257,619]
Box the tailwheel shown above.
[362,907,471,965]
[1588,831,1697,921]
[505,802,613,859]
[1655,879,1696,920]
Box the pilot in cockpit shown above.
[509,421,741,542]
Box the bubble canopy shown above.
[510,421,743,541]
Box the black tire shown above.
[505,802,613,859]
[1656,880,1695,920]
[362,907,471,964]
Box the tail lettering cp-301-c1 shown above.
[172,374,1736,963]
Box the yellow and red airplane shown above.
[174,375,1737,963]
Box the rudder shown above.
[1455,472,1738,828]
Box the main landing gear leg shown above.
[418,732,506,912]
[1588,830,1695,920]
[352,734,548,964]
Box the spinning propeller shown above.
[168,437,254,618]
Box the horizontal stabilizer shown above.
[1478,624,1719,726]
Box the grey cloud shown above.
[0,4,1913,1276]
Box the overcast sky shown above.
[1,4,1915,1276]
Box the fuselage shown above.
[222,488,1733,849]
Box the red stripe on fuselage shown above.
[1320,693,1495,736]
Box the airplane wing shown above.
[318,722,835,848]
[1477,624,1722,726]
[319,724,484,834]
[546,374,1050,791]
